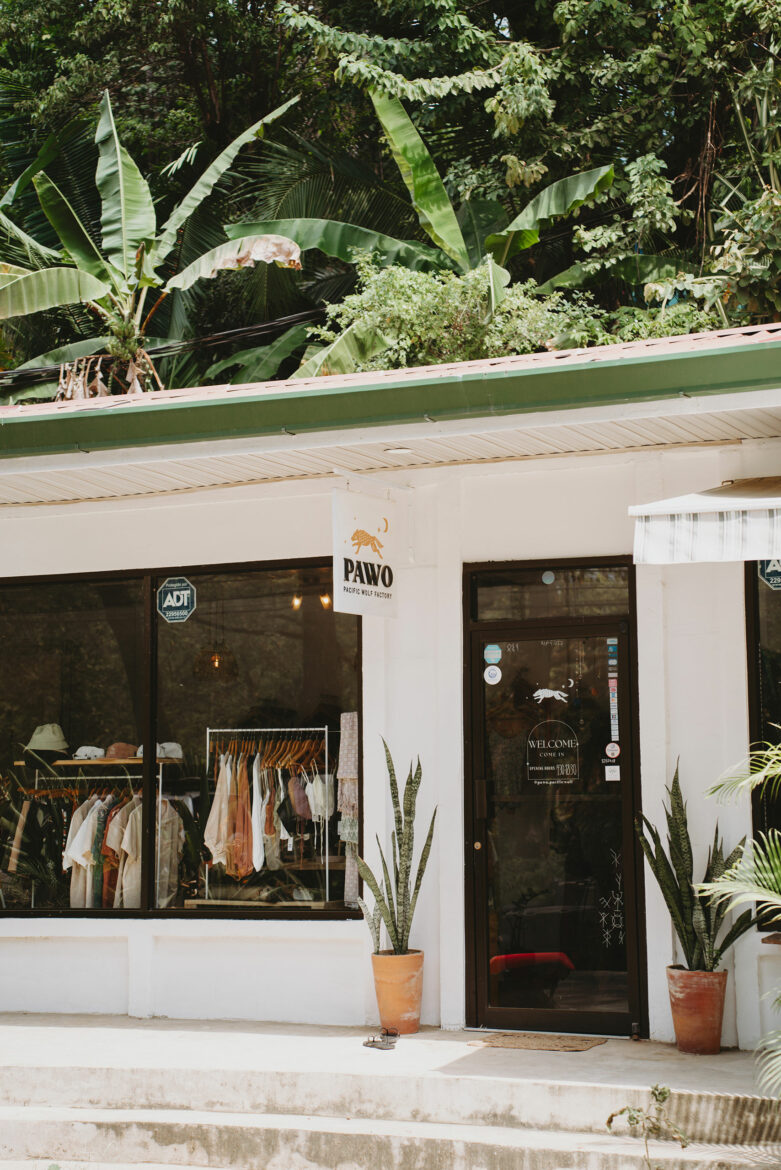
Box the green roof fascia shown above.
[1,335,780,461]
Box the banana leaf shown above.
[370,89,470,272]
[15,336,112,368]
[94,90,156,275]
[204,323,310,383]
[293,320,392,378]
[0,267,110,319]
[165,235,301,292]
[539,254,690,293]
[486,165,614,264]
[153,95,299,265]
[225,217,445,271]
[456,199,507,269]
[485,255,511,318]
[33,173,115,284]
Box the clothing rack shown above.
[204,726,340,902]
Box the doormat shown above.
[468,1031,607,1052]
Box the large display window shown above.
[747,561,781,835]
[0,560,361,917]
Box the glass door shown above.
[467,620,643,1035]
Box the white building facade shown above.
[0,324,779,1049]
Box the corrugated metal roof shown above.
[1,385,780,506]
[2,321,779,424]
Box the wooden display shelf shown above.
[183,899,341,909]
[13,757,178,767]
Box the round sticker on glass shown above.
[484,643,502,664]
[484,665,502,686]
[542,570,556,585]
[605,742,620,759]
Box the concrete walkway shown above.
[0,1011,762,1095]
[0,1014,777,1169]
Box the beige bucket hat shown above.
[25,724,68,753]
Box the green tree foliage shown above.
[302,256,718,374]
[0,91,302,395]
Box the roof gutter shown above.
[1,336,780,461]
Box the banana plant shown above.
[0,91,302,394]
[225,89,614,377]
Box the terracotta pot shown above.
[371,949,424,1034]
[666,965,727,1055]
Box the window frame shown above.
[0,556,362,921]
[745,560,780,841]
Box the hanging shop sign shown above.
[526,720,579,786]
[332,489,400,617]
[156,576,197,623]
[759,560,781,591]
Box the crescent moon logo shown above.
[567,678,574,688]
[382,517,389,532]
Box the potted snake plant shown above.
[636,765,754,1054]
[358,740,437,1034]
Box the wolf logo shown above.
[533,687,570,703]
[351,529,384,558]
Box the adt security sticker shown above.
[157,576,197,623]
[484,665,502,686]
[484,644,502,664]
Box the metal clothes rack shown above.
[204,726,339,902]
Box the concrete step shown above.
[0,1107,775,1170]
[0,1064,778,1146]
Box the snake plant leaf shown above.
[33,173,115,284]
[357,895,382,953]
[370,89,470,272]
[205,323,310,384]
[357,855,400,951]
[166,235,301,293]
[404,807,437,951]
[154,95,299,265]
[224,217,445,272]
[95,90,156,276]
[376,834,398,926]
[485,164,614,265]
[636,812,694,966]
[712,907,754,969]
[293,320,392,378]
[383,737,404,843]
[666,765,695,934]
[0,267,110,320]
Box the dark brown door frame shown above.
[462,556,648,1037]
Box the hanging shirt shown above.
[62,796,99,909]
[68,798,109,909]
[204,754,231,867]
[119,798,184,909]
[228,755,253,880]
[251,755,267,872]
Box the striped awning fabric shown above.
[629,477,781,564]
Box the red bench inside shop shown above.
[489,951,574,975]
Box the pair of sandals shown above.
[363,1026,399,1050]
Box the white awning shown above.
[629,477,781,563]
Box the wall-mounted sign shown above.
[156,576,197,623]
[759,560,781,591]
[332,489,399,617]
[526,719,579,786]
